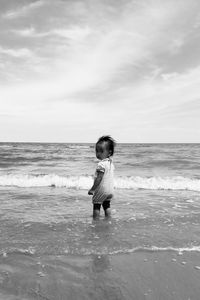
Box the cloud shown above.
[0,46,33,58]
[2,0,45,19]
[12,27,36,37]
[4,0,200,89]
[1,0,200,142]
[2,0,200,99]
[52,26,92,41]
[99,64,200,133]
[12,25,92,41]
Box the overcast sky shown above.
[0,0,200,143]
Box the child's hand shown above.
[88,189,94,195]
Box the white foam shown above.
[61,245,200,256]
[0,174,200,191]
[2,245,200,256]
[115,176,200,191]
[110,245,200,255]
[0,174,93,189]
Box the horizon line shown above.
[0,141,200,144]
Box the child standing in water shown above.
[88,136,116,219]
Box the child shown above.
[88,135,116,219]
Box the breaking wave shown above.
[0,174,200,191]
[2,245,200,257]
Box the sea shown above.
[0,142,200,258]
[1,142,200,299]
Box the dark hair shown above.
[96,135,116,156]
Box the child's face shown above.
[95,142,111,160]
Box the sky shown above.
[0,0,200,143]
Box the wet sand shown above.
[1,251,200,300]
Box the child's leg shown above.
[93,203,101,219]
[102,201,111,218]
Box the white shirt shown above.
[92,157,114,204]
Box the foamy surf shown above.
[2,245,200,257]
[0,174,200,191]
[64,245,200,256]
[119,245,200,255]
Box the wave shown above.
[115,245,200,255]
[64,245,200,256]
[2,245,200,257]
[0,174,200,191]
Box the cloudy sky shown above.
[0,0,200,142]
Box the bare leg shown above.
[93,209,100,219]
[102,200,111,218]
[104,208,111,218]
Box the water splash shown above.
[0,174,200,191]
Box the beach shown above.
[1,0,200,297]
[0,143,200,299]
[1,250,200,299]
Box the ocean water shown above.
[0,142,200,258]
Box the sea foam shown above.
[0,174,200,191]
[2,245,200,257]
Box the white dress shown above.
[92,158,114,204]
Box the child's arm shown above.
[88,171,104,195]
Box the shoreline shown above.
[1,251,200,299]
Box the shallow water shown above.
[1,143,200,299]
[0,187,200,257]
[0,143,200,255]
